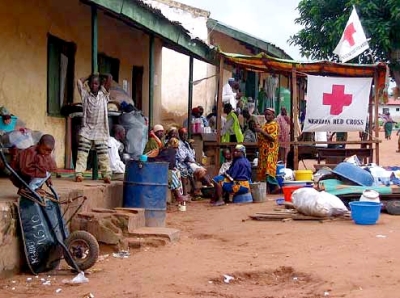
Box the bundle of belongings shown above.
[288,159,399,217]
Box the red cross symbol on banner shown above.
[343,23,356,46]
[323,85,353,115]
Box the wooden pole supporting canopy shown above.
[215,55,224,167]
[374,69,380,165]
[291,67,299,170]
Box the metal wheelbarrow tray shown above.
[0,143,99,274]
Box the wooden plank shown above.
[250,214,329,221]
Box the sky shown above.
[177,0,303,60]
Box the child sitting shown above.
[10,134,57,189]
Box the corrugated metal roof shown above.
[83,0,217,63]
[207,18,292,60]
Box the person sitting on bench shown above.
[211,144,252,206]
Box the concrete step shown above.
[70,208,146,245]
[128,227,180,243]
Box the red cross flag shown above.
[333,6,369,63]
[303,75,372,132]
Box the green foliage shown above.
[289,0,400,71]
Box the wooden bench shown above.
[315,148,373,170]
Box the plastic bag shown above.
[2,130,36,149]
[344,155,361,166]
[62,272,89,284]
[292,188,348,217]
[119,111,148,160]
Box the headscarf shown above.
[192,107,200,114]
[235,144,246,156]
[265,108,275,114]
[153,124,164,132]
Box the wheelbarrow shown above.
[0,143,99,275]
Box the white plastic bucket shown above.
[250,182,266,203]
[359,189,380,203]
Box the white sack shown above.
[292,188,348,217]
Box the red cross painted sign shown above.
[323,85,353,115]
[303,75,372,132]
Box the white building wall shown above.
[380,104,400,120]
[142,0,216,127]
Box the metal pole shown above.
[91,5,98,73]
[91,5,98,180]
[148,35,154,128]
[188,56,194,137]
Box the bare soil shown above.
[1,131,399,298]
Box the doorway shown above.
[132,66,144,110]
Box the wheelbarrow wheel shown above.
[64,230,99,271]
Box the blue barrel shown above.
[123,161,169,227]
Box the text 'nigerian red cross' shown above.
[323,85,353,115]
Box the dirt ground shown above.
[1,131,400,298]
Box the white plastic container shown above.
[178,202,187,212]
[359,189,380,203]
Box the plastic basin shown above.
[349,201,381,225]
[294,170,313,181]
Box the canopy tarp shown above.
[220,51,388,99]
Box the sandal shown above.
[211,201,225,207]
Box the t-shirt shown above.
[11,145,57,187]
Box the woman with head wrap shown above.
[255,108,280,193]
[211,144,252,206]
[164,126,179,146]
[143,124,164,157]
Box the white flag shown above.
[303,75,372,132]
[333,6,369,63]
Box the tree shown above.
[289,0,400,88]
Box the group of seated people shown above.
[143,123,253,206]
[143,125,213,203]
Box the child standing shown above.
[75,74,112,183]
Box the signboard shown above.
[303,75,372,132]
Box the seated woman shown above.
[149,137,188,203]
[176,127,212,196]
[211,144,252,206]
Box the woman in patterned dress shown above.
[276,107,290,164]
[255,108,280,193]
